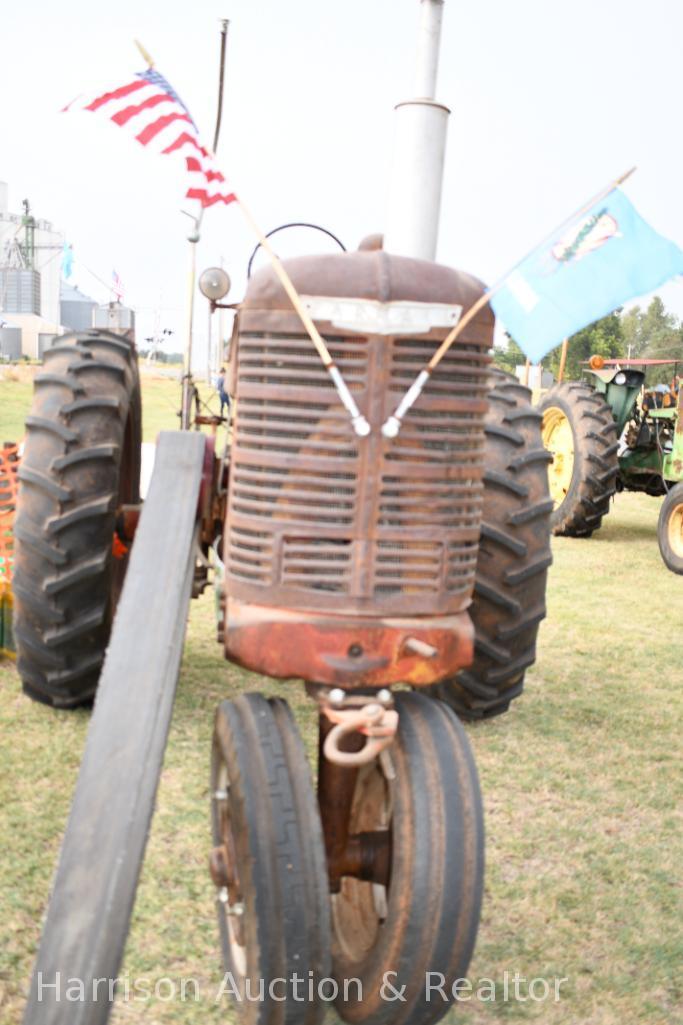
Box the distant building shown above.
[515,364,554,391]
[0,182,63,326]
[0,182,136,359]
[5,313,63,359]
[60,282,97,333]
[92,301,135,343]
[0,313,22,359]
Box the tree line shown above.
[494,296,683,383]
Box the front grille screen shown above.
[226,330,489,615]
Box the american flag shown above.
[112,269,124,301]
[67,67,236,209]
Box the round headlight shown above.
[199,267,231,302]
[614,372,627,385]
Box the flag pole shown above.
[557,338,569,383]
[235,196,371,437]
[135,39,203,429]
[381,166,637,437]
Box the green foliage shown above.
[494,298,683,386]
[620,297,683,383]
[491,335,527,374]
[543,311,625,381]
[493,314,626,383]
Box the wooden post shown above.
[558,338,569,383]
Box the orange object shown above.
[589,353,605,370]
[112,533,129,560]
[0,443,21,584]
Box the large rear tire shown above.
[538,381,619,537]
[13,330,141,708]
[425,370,553,720]
[657,483,683,574]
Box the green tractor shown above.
[538,356,683,573]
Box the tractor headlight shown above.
[614,372,627,385]
[199,267,231,302]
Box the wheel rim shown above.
[212,759,248,980]
[667,503,683,559]
[331,758,392,964]
[542,406,575,508]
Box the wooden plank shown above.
[23,430,206,1025]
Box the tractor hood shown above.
[585,366,645,435]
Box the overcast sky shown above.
[2,0,682,363]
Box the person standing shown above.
[216,366,231,419]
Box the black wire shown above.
[246,222,347,279]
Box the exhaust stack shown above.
[384,0,449,262]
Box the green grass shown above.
[0,375,682,1024]
[0,364,222,445]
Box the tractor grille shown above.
[226,330,490,615]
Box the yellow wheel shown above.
[658,483,683,574]
[541,406,575,509]
[668,506,683,557]
[537,382,619,537]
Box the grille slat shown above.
[226,328,490,613]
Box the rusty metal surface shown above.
[224,598,474,686]
[224,249,492,641]
[241,249,492,319]
[317,715,391,892]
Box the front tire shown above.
[425,370,553,720]
[330,692,484,1025]
[658,483,683,574]
[211,694,331,1025]
[13,330,141,708]
[538,381,619,537]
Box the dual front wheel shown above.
[211,692,484,1025]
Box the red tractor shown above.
[13,6,552,1024]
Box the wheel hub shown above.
[542,405,575,508]
[211,764,247,958]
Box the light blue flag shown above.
[490,188,683,364]
[61,242,74,280]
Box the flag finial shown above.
[134,39,155,69]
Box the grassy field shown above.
[0,363,222,446]
[0,370,682,1024]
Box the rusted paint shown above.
[224,598,473,686]
[194,413,225,431]
[318,713,393,890]
[318,715,362,892]
[223,248,493,628]
[116,504,142,541]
